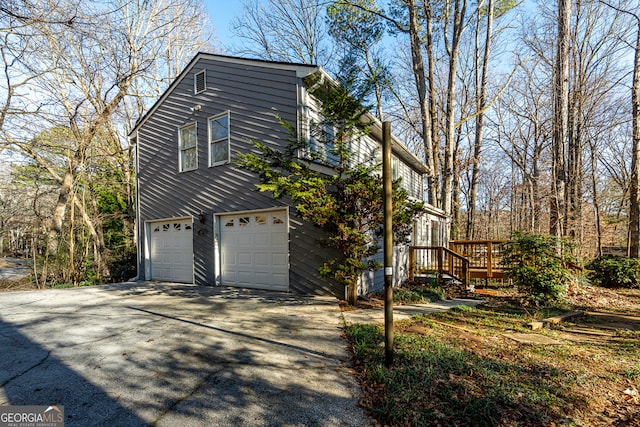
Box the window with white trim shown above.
[305,102,340,166]
[208,111,230,166]
[194,70,206,94]
[392,156,399,181]
[179,122,197,172]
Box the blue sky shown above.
[204,1,245,50]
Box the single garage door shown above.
[219,209,289,291]
[148,218,194,283]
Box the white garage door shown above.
[219,210,289,291]
[148,218,194,283]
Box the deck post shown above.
[463,261,469,286]
[487,241,493,278]
[409,246,415,281]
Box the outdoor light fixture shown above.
[198,211,206,224]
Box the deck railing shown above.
[449,239,509,279]
[409,239,582,287]
[408,246,470,285]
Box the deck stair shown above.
[409,240,509,287]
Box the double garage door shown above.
[147,209,289,291]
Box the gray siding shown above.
[300,91,424,200]
[359,209,449,293]
[136,56,342,296]
[396,158,423,200]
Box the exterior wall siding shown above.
[299,91,424,200]
[359,210,449,294]
[136,56,343,296]
[135,54,440,298]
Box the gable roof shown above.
[129,53,320,136]
[128,53,426,174]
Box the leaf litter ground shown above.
[343,284,640,426]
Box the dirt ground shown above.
[343,284,640,426]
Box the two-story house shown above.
[129,53,448,299]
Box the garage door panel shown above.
[149,218,193,283]
[254,253,269,266]
[255,272,271,282]
[238,253,253,266]
[272,235,287,247]
[178,253,191,264]
[237,271,255,283]
[237,234,254,247]
[253,233,270,247]
[272,272,287,283]
[221,252,237,266]
[272,253,288,266]
[222,271,236,283]
[220,210,289,291]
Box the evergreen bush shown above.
[501,231,574,306]
[586,255,640,289]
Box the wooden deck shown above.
[409,240,509,285]
[409,239,582,286]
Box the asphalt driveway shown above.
[0,282,372,426]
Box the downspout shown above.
[131,133,141,281]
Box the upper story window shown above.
[303,101,341,166]
[209,111,230,166]
[309,122,339,166]
[194,70,206,94]
[392,157,399,181]
[179,122,197,172]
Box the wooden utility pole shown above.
[383,121,394,366]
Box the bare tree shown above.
[630,13,640,256]
[598,1,640,256]
[230,0,332,66]
[1,0,213,282]
[492,59,552,235]
[549,0,572,237]
[466,0,495,239]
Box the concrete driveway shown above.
[0,282,372,426]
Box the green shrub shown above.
[501,231,574,306]
[393,285,445,304]
[586,256,640,289]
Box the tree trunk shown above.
[441,0,467,218]
[407,0,438,207]
[424,1,440,208]
[629,21,640,257]
[589,138,603,256]
[550,0,572,236]
[47,170,73,256]
[467,0,494,239]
